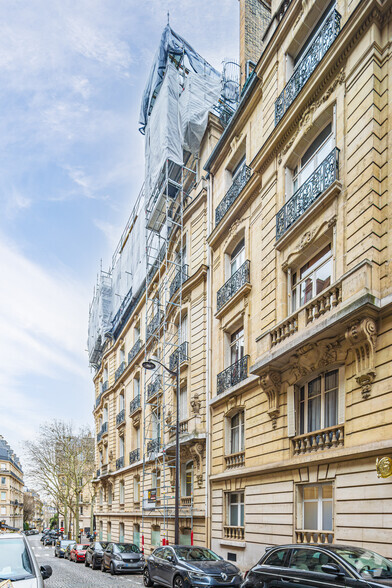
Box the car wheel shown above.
[92,557,98,570]
[110,562,116,576]
[85,558,89,567]
[144,568,154,587]
[101,560,106,573]
[173,575,184,588]
[54,552,57,557]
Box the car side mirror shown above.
[41,565,53,580]
[321,563,344,577]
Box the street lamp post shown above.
[142,358,180,545]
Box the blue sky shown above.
[0,0,239,469]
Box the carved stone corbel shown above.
[190,442,204,488]
[345,318,377,399]
[131,412,141,427]
[258,369,281,428]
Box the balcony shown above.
[147,439,160,454]
[215,164,252,226]
[128,338,142,364]
[116,456,124,470]
[181,496,192,506]
[169,342,189,372]
[96,469,100,478]
[217,261,250,313]
[292,424,344,455]
[225,451,245,469]
[101,464,110,476]
[217,355,249,395]
[275,9,341,125]
[130,394,141,415]
[116,409,125,427]
[147,312,161,340]
[102,380,109,392]
[170,265,189,298]
[97,421,108,442]
[276,148,339,240]
[147,376,161,401]
[129,448,140,464]
[296,530,334,544]
[95,391,103,408]
[115,361,126,382]
[224,526,244,541]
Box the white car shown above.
[0,533,52,586]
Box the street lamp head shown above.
[142,360,156,371]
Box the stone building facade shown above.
[0,435,24,530]
[206,0,392,569]
[90,0,392,565]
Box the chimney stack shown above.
[239,0,271,86]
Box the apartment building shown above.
[23,488,43,531]
[206,0,392,569]
[89,0,392,563]
[0,435,24,530]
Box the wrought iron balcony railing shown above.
[101,421,108,436]
[116,409,125,426]
[275,9,341,125]
[276,147,339,240]
[217,261,250,312]
[102,380,109,392]
[95,391,103,408]
[115,361,126,382]
[170,265,189,298]
[217,355,249,395]
[130,394,141,415]
[147,311,161,339]
[116,456,124,470]
[96,469,100,478]
[169,341,189,372]
[147,376,161,400]
[129,448,140,464]
[97,430,103,443]
[215,164,252,226]
[128,338,142,364]
[147,439,160,454]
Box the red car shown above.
[70,543,90,562]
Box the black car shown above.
[85,541,108,569]
[242,543,392,588]
[54,539,75,558]
[63,542,76,560]
[101,542,144,575]
[144,545,242,588]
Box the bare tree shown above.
[25,421,95,538]
[23,494,35,527]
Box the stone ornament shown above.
[258,369,281,428]
[190,393,201,415]
[345,318,377,399]
[190,442,204,488]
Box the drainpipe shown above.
[205,172,213,549]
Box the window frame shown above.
[296,368,339,435]
[290,243,333,313]
[229,327,245,366]
[297,483,334,532]
[229,411,245,454]
[226,491,245,528]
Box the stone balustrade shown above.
[225,451,245,469]
[305,282,342,324]
[293,424,344,455]
[296,530,334,544]
[224,526,245,540]
[270,315,298,347]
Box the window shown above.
[227,492,244,527]
[152,409,161,441]
[107,522,111,542]
[178,313,188,344]
[99,521,103,541]
[230,328,244,365]
[179,386,187,421]
[108,485,112,506]
[232,155,246,181]
[119,392,125,411]
[179,527,192,545]
[119,346,125,364]
[152,470,161,499]
[291,244,332,312]
[134,323,140,342]
[103,366,108,382]
[151,525,160,546]
[119,480,125,505]
[230,239,245,276]
[103,404,108,424]
[1,477,5,485]
[133,523,140,547]
[299,484,333,531]
[119,436,124,458]
[134,477,140,503]
[119,522,124,543]
[263,549,289,567]
[181,462,193,497]
[99,489,103,506]
[289,547,336,572]
[230,412,244,454]
[176,242,187,267]
[1,491,6,501]
[135,426,141,450]
[134,376,140,398]
[298,369,338,435]
[0,507,6,515]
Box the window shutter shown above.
[287,385,296,437]
[338,366,345,424]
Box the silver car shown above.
[0,533,52,586]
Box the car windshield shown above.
[61,541,75,547]
[175,547,221,561]
[96,542,108,550]
[335,547,392,579]
[0,538,35,582]
[115,543,140,554]
[76,544,89,551]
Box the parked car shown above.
[54,539,75,558]
[144,545,242,588]
[70,543,90,563]
[241,543,392,588]
[64,542,76,560]
[85,541,108,569]
[102,542,144,575]
[0,532,52,586]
